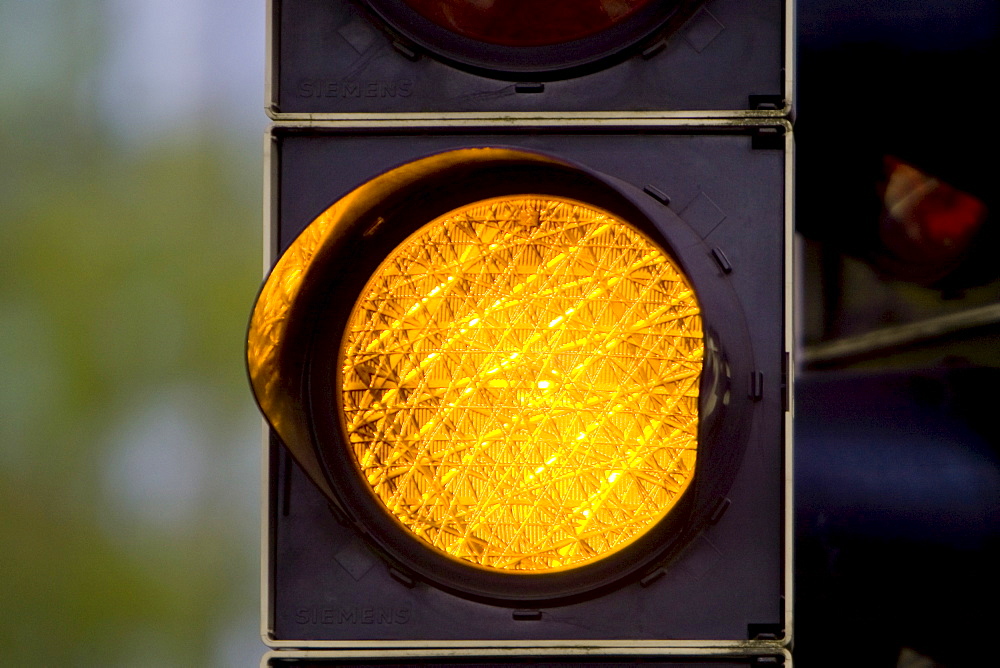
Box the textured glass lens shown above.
[340,195,703,572]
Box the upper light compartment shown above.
[268,0,790,117]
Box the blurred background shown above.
[1,0,998,666]
[796,2,999,665]
[1,0,266,664]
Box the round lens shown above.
[340,194,703,572]
[401,0,655,47]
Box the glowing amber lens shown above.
[340,196,702,572]
[402,0,653,47]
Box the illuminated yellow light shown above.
[340,195,703,572]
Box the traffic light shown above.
[250,0,792,662]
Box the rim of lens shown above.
[363,0,695,77]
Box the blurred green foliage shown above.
[1,1,263,664]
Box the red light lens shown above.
[402,0,654,47]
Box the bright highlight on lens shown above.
[340,195,703,572]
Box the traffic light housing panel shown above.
[252,125,792,649]
[267,0,790,117]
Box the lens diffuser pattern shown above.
[340,195,703,571]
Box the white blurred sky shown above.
[98,0,266,139]
[0,0,259,142]
[0,0,266,141]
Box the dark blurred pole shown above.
[795,368,1000,666]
